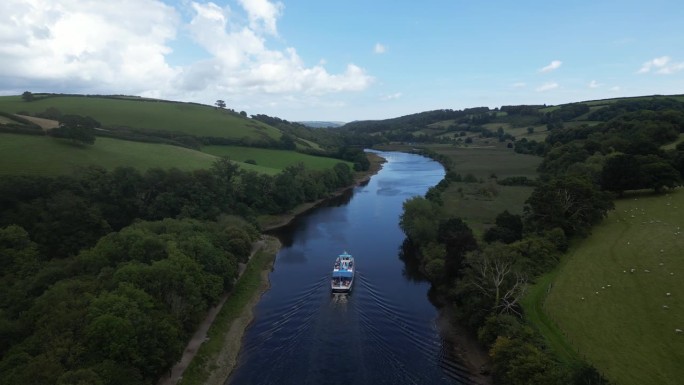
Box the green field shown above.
[423,144,542,235]
[0,95,282,140]
[202,145,350,172]
[0,133,219,175]
[543,189,684,385]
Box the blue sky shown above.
[1,0,683,121]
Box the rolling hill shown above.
[0,94,282,141]
[0,94,359,176]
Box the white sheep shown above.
[666,292,671,296]
[644,269,650,273]
[676,329,683,333]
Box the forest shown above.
[399,97,684,384]
[0,154,360,385]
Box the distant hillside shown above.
[0,93,367,177]
[0,94,283,142]
[339,94,684,147]
[297,121,346,128]
[0,94,344,154]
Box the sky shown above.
[1,0,683,122]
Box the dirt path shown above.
[15,114,59,130]
[436,307,493,385]
[157,238,271,385]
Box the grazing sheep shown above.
[644,270,650,273]
[663,305,669,309]
[676,329,683,333]
[630,269,636,273]
[607,285,611,288]
[666,293,671,296]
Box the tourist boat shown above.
[331,251,354,292]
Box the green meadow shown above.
[202,145,351,172]
[433,145,541,235]
[0,134,346,177]
[0,133,220,176]
[377,144,542,236]
[542,190,684,385]
[0,95,281,140]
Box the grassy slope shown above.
[540,190,684,385]
[202,145,351,171]
[0,95,282,140]
[379,143,542,236]
[435,145,541,235]
[0,133,219,176]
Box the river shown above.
[227,151,471,385]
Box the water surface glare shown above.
[227,151,468,385]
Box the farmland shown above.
[202,145,352,172]
[0,95,282,140]
[0,133,220,176]
[543,190,684,385]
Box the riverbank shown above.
[257,152,386,231]
[166,235,280,385]
[161,153,386,385]
[437,307,493,385]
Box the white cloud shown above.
[0,0,179,94]
[536,82,559,92]
[184,2,373,95]
[380,92,402,100]
[237,0,284,36]
[589,80,602,89]
[374,43,387,54]
[540,60,562,73]
[511,82,526,88]
[638,56,684,74]
[610,86,621,92]
[0,0,373,110]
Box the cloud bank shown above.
[0,0,373,108]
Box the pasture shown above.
[543,189,684,385]
[0,95,282,140]
[426,144,542,235]
[202,145,351,173]
[0,133,219,176]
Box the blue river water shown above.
[227,151,471,385]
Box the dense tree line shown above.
[397,99,684,384]
[0,218,256,385]
[0,157,357,384]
